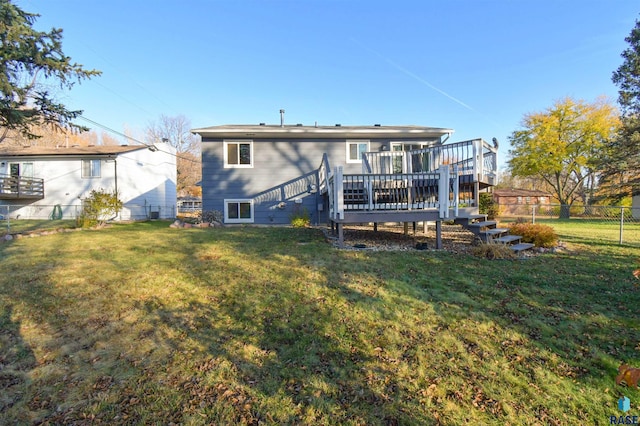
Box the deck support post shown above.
[337,223,344,248]
[474,181,480,210]
[436,220,442,249]
[373,222,378,232]
[403,222,408,235]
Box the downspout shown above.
[440,132,451,145]
[109,155,119,221]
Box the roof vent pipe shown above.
[280,109,285,127]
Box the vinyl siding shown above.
[201,137,439,224]
[0,144,177,220]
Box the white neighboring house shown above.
[0,143,177,220]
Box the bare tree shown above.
[145,114,200,155]
[145,114,201,196]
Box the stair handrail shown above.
[318,153,331,194]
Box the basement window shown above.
[224,199,253,223]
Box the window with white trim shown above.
[346,140,369,163]
[224,199,254,223]
[390,142,432,173]
[224,140,253,167]
[81,159,101,178]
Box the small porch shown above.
[318,139,498,248]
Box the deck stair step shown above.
[481,228,509,237]
[466,220,497,229]
[510,242,535,253]
[493,235,522,244]
[454,215,535,253]
[454,214,487,226]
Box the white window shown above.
[9,162,34,178]
[21,163,34,177]
[224,140,253,168]
[346,140,370,163]
[390,142,432,173]
[82,159,101,178]
[224,199,254,223]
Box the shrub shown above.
[76,189,123,228]
[479,192,499,220]
[201,210,224,224]
[471,243,516,260]
[508,222,558,248]
[289,206,310,228]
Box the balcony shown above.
[0,175,44,200]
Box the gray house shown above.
[192,123,498,246]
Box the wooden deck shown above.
[0,175,44,200]
[317,139,498,248]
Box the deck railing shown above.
[321,138,495,221]
[318,153,334,214]
[0,174,44,199]
[362,138,497,184]
[328,165,458,220]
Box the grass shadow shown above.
[0,222,638,423]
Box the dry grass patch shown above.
[0,221,638,424]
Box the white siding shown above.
[0,144,177,220]
[116,144,177,220]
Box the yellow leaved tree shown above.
[507,97,619,218]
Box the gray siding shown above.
[201,137,438,225]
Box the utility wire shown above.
[78,116,201,164]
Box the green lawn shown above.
[0,219,76,236]
[0,221,639,424]
[502,217,640,247]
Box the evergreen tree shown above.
[0,0,100,142]
[600,18,640,200]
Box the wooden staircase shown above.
[454,215,534,254]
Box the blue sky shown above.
[17,0,639,168]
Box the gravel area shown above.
[323,222,478,253]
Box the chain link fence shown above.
[497,203,640,246]
[1,203,176,232]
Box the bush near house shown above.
[75,189,122,228]
[508,222,558,247]
[289,206,311,228]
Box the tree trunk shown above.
[559,204,571,219]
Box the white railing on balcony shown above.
[327,165,458,221]
[362,138,497,184]
[319,138,495,221]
